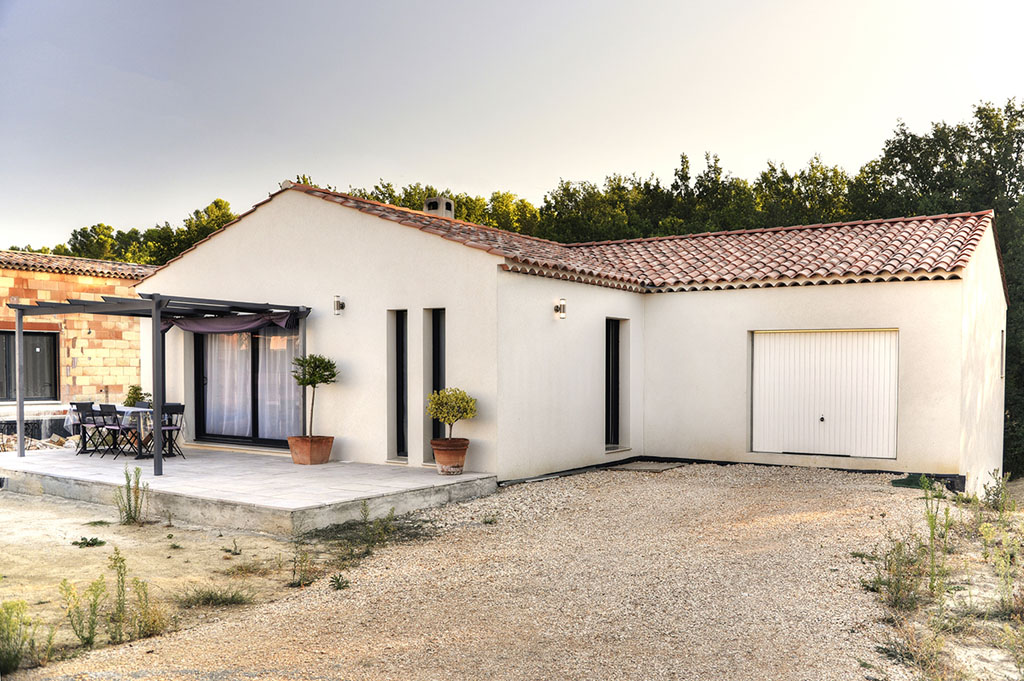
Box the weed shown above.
[26,621,58,667]
[84,520,111,527]
[851,550,876,562]
[482,515,498,525]
[922,477,954,594]
[114,466,148,525]
[130,579,170,638]
[876,618,966,680]
[59,576,106,648]
[221,539,242,556]
[170,543,183,550]
[71,537,106,548]
[221,560,272,578]
[174,584,254,608]
[0,600,32,674]
[983,469,1015,518]
[289,545,317,588]
[107,548,129,644]
[863,531,928,611]
[329,573,350,591]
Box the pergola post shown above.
[15,309,25,457]
[298,308,307,437]
[151,295,164,476]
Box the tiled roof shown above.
[572,211,995,291]
[144,181,999,295]
[0,251,156,280]
[282,183,995,292]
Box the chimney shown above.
[423,196,455,219]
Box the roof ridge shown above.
[283,182,573,249]
[567,209,995,248]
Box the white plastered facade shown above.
[139,191,1006,492]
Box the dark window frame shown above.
[605,319,620,446]
[394,310,408,457]
[430,309,446,439]
[0,330,59,402]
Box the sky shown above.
[0,0,1022,247]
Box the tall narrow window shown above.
[431,309,446,439]
[605,319,620,447]
[395,310,408,457]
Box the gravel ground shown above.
[18,464,922,681]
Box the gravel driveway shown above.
[20,464,921,681]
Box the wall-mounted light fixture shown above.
[553,298,566,319]
[334,295,346,315]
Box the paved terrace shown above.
[0,447,496,535]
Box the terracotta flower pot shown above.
[287,436,334,465]
[430,438,469,475]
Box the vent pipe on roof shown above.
[423,196,455,219]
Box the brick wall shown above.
[0,268,145,404]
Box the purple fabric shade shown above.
[160,311,293,334]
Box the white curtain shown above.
[204,333,252,437]
[257,327,301,440]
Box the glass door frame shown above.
[193,330,295,449]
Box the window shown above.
[0,331,59,401]
[605,319,620,447]
[388,310,408,459]
[427,201,439,211]
[445,201,452,212]
[430,309,446,439]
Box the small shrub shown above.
[0,600,32,674]
[107,548,129,644]
[59,576,107,648]
[1003,619,1024,678]
[114,466,148,525]
[130,579,169,639]
[289,546,317,588]
[328,574,350,591]
[482,514,498,525]
[425,387,477,438]
[123,385,152,408]
[876,618,966,680]
[170,543,183,550]
[84,520,111,527]
[174,584,254,608]
[71,536,106,548]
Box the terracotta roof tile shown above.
[0,251,156,280]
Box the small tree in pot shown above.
[288,354,338,465]
[426,387,477,475]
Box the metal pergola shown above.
[8,293,310,476]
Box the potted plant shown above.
[287,353,338,465]
[425,387,478,475]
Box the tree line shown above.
[13,100,1024,474]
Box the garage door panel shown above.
[752,330,897,458]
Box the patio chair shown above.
[97,403,136,459]
[71,402,104,456]
[159,404,186,459]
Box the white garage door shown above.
[752,330,898,459]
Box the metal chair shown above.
[97,404,135,459]
[159,404,186,459]
[71,402,104,456]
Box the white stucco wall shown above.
[642,279,966,478]
[139,190,502,472]
[494,272,645,480]
[959,226,1007,493]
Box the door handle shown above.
[819,415,825,422]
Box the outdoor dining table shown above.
[63,404,154,459]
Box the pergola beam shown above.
[7,292,310,475]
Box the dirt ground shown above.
[8,464,936,681]
[0,492,304,653]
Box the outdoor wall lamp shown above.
[554,298,567,319]
[334,295,346,315]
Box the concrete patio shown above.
[0,446,497,535]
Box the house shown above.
[136,181,1006,493]
[0,251,155,436]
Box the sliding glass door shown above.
[195,327,300,447]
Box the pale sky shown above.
[1,0,1021,246]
